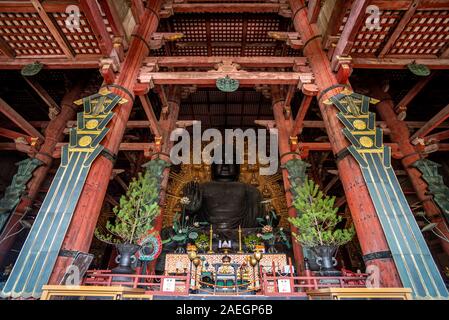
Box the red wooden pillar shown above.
[288,0,402,287]
[271,86,304,273]
[49,1,164,284]
[153,86,181,235]
[372,86,449,257]
[0,83,84,266]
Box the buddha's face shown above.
[211,163,239,181]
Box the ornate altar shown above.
[165,253,288,293]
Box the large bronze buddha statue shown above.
[183,163,266,230]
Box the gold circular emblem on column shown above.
[79,136,92,147]
[353,120,366,130]
[359,136,374,148]
[85,119,99,129]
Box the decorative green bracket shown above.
[281,158,310,197]
[325,90,448,300]
[414,159,449,225]
[0,158,43,233]
[1,90,127,299]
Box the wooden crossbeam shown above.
[138,71,312,86]
[144,56,306,68]
[395,72,436,112]
[97,0,126,38]
[0,97,45,141]
[379,0,421,57]
[79,0,113,55]
[23,76,61,116]
[410,103,449,142]
[331,0,370,70]
[424,129,449,143]
[292,95,314,136]
[352,58,449,69]
[0,128,33,143]
[30,0,74,59]
[323,175,340,194]
[27,120,449,131]
[139,95,162,138]
[307,0,322,23]
[51,142,155,158]
[168,3,282,14]
[0,57,101,70]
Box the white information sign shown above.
[162,278,176,292]
[277,279,292,293]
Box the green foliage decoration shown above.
[95,160,169,245]
[288,179,355,247]
[195,233,209,252]
[243,234,263,252]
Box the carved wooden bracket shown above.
[149,33,184,50]
[335,56,353,84]
[268,32,303,50]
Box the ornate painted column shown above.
[0,83,84,267]
[1,1,164,298]
[288,0,401,288]
[48,1,164,284]
[371,85,449,257]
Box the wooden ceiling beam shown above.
[331,0,371,70]
[52,142,156,158]
[292,95,314,136]
[139,95,162,138]
[97,0,126,38]
[144,56,307,68]
[424,129,449,143]
[169,3,281,14]
[352,57,449,69]
[410,103,449,143]
[138,71,312,86]
[378,0,421,57]
[22,76,61,117]
[30,0,75,59]
[0,97,45,141]
[27,119,449,131]
[0,57,101,70]
[395,72,435,113]
[79,0,113,56]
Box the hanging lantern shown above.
[407,61,431,77]
[21,61,43,77]
[216,75,239,92]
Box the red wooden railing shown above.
[82,270,190,296]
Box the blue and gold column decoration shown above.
[1,90,127,299]
[325,90,449,300]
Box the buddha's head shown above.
[211,163,240,182]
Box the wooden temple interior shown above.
[0,0,448,300]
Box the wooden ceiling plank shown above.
[410,103,449,142]
[378,0,421,57]
[331,0,371,70]
[0,97,45,141]
[30,0,75,59]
